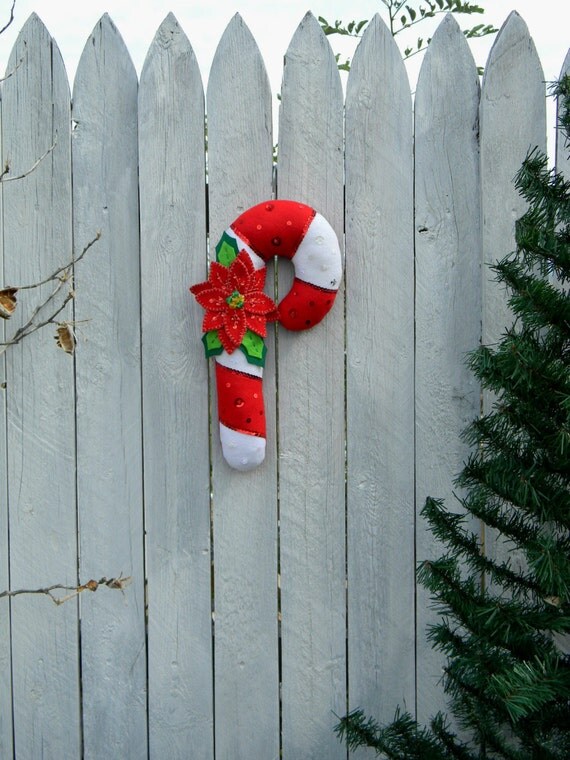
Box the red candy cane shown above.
[191,200,342,470]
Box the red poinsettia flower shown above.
[190,251,279,353]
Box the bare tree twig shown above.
[0,134,58,182]
[0,0,16,36]
[0,54,24,84]
[0,575,133,606]
[0,233,101,356]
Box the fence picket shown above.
[0,63,13,760]
[480,12,546,589]
[72,15,147,758]
[1,15,80,759]
[413,14,482,723]
[277,13,346,759]
[345,14,415,733]
[139,14,214,757]
[206,15,279,759]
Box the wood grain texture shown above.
[72,15,147,758]
[345,13,415,732]
[277,13,346,759]
[414,14,482,723]
[1,15,80,759]
[139,14,213,758]
[480,12,546,587]
[206,15,279,760]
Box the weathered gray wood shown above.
[139,14,213,758]
[480,12,546,583]
[72,15,147,758]
[414,14,482,723]
[0,79,13,760]
[1,15,80,759]
[277,13,345,759]
[206,15,278,760]
[344,14,415,736]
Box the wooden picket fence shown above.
[0,9,567,759]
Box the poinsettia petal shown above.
[218,326,238,353]
[189,280,211,295]
[203,311,224,331]
[250,267,266,291]
[245,292,278,315]
[246,313,267,337]
[194,288,227,311]
[209,261,230,288]
[223,306,247,347]
[229,251,254,290]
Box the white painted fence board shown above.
[345,13,415,734]
[139,14,213,758]
[2,15,80,759]
[480,12,546,582]
[72,15,147,758]
[206,15,279,759]
[414,14,482,723]
[0,81,14,760]
[277,13,346,759]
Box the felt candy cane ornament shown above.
[190,200,342,471]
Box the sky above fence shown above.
[0,0,567,155]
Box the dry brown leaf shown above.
[54,323,75,354]
[0,287,18,319]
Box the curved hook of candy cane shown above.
[214,200,342,471]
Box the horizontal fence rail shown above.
[0,10,567,760]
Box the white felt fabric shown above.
[293,213,342,290]
[219,423,266,471]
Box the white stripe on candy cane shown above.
[216,348,266,472]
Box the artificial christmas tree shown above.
[337,76,570,759]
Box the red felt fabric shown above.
[216,362,266,437]
[231,200,315,262]
[278,278,337,331]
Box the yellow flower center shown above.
[226,290,245,309]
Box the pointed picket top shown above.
[283,10,340,79]
[418,13,478,93]
[6,12,69,95]
[416,13,479,131]
[208,12,269,99]
[206,11,272,240]
[278,10,343,207]
[141,12,202,89]
[347,13,411,103]
[74,13,137,99]
[280,10,342,120]
[482,11,543,97]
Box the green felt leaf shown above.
[216,232,239,267]
[239,330,267,367]
[202,330,223,358]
